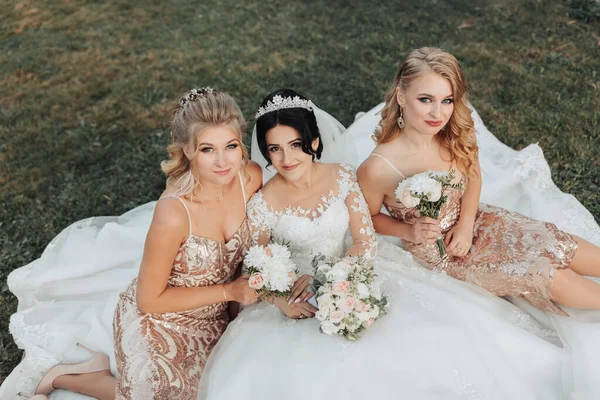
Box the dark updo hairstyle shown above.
[255,89,323,168]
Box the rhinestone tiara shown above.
[255,95,314,119]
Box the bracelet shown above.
[222,285,228,302]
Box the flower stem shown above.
[436,238,447,259]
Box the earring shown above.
[397,108,405,129]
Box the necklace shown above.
[190,190,224,203]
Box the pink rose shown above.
[338,296,356,313]
[357,300,370,313]
[398,190,421,208]
[329,310,345,324]
[332,280,349,295]
[248,273,265,290]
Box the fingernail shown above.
[287,298,293,305]
[294,298,301,303]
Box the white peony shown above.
[268,243,292,261]
[268,269,293,292]
[243,245,269,269]
[404,173,443,202]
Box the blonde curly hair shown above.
[374,47,479,178]
[161,89,249,197]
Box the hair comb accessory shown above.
[179,87,215,107]
[255,95,314,119]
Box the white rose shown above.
[356,282,370,299]
[320,321,338,335]
[326,266,349,282]
[317,293,336,313]
[355,311,370,322]
[333,260,353,272]
[315,309,328,321]
[316,263,331,274]
[425,181,442,202]
[395,182,421,208]
[400,190,421,208]
[368,305,380,319]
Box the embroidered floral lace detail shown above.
[513,309,559,339]
[246,164,377,274]
[514,144,553,191]
[454,370,487,400]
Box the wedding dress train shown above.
[2,104,598,399]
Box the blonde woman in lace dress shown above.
[358,47,600,316]
[18,89,261,400]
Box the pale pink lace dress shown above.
[113,192,251,399]
[373,153,578,316]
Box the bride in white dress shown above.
[197,89,564,400]
[2,89,599,398]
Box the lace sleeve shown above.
[338,163,377,258]
[246,191,273,246]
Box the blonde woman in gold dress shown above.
[18,88,261,400]
[358,47,600,316]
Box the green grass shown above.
[1,0,599,380]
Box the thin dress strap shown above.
[238,171,247,205]
[174,197,193,239]
[370,153,406,179]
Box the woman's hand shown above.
[273,296,318,319]
[287,274,315,305]
[444,221,474,257]
[408,217,442,244]
[225,275,260,306]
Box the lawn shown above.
[1,0,599,380]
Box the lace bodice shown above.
[246,163,376,275]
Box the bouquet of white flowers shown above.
[243,243,298,297]
[312,256,388,341]
[394,170,463,258]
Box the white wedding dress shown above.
[197,163,563,400]
[1,104,599,399]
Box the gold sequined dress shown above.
[373,154,579,316]
[113,196,251,399]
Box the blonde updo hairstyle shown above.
[161,88,249,197]
[375,47,479,178]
